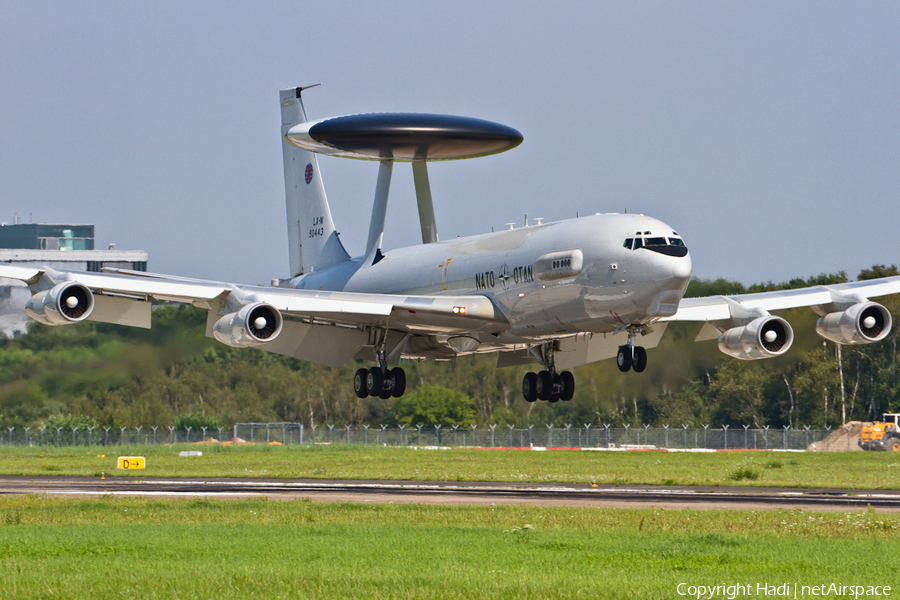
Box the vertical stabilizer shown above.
[280,86,350,277]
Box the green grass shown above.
[2,445,900,489]
[1,496,898,599]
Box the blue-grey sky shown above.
[2,2,898,286]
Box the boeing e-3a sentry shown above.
[2,85,899,403]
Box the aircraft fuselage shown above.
[291,213,692,349]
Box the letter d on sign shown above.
[117,456,146,470]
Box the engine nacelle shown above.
[717,315,793,360]
[212,302,283,348]
[816,302,892,345]
[25,282,95,326]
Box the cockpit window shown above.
[668,237,685,247]
[623,238,633,249]
[633,237,643,250]
[645,237,668,246]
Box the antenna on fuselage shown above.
[283,110,523,260]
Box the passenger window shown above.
[623,238,633,249]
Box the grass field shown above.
[1,495,898,599]
[2,444,900,489]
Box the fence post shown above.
[40,426,46,446]
[24,426,31,446]
[743,424,750,449]
[72,427,78,446]
[168,426,176,444]
[489,424,496,447]
[824,426,831,451]
[327,424,334,444]
[120,427,127,445]
[135,426,142,445]
[104,427,110,446]
[783,425,790,450]
[300,424,304,445]
[232,424,238,446]
[663,424,669,449]
[546,424,553,447]
[722,424,729,450]
[763,425,770,450]
[528,424,534,446]
[433,424,441,446]
[199,426,206,443]
[56,427,62,446]
[804,425,810,449]
[586,424,594,447]
[398,425,404,446]
[683,424,689,449]
[702,424,709,448]
[470,424,478,447]
[507,424,514,447]
[623,424,630,446]
[346,425,352,444]
[642,423,650,446]
[7,427,13,445]
[565,424,572,447]
[363,424,370,445]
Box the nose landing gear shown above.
[521,343,575,403]
[616,326,648,373]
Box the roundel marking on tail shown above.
[305,163,313,184]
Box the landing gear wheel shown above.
[379,387,392,400]
[522,372,538,403]
[632,346,648,373]
[366,367,384,396]
[559,371,575,401]
[390,367,406,398]
[353,368,369,399]
[616,346,631,373]
[548,373,561,402]
[536,371,554,401]
[890,439,900,452]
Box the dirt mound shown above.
[807,422,863,451]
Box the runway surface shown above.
[2,475,900,511]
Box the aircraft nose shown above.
[672,254,692,281]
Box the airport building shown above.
[0,220,149,336]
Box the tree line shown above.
[1,265,897,430]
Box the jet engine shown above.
[815,302,892,345]
[25,282,95,326]
[212,302,283,348]
[717,315,793,360]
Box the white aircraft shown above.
[2,85,899,403]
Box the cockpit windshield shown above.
[622,234,688,256]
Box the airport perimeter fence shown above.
[0,422,850,451]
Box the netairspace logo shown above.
[676,582,892,599]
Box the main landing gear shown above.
[616,327,647,373]
[353,330,406,399]
[521,343,575,403]
[353,365,406,399]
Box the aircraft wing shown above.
[661,276,900,351]
[666,276,900,323]
[0,264,509,368]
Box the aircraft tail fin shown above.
[280,86,350,277]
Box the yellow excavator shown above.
[859,414,900,451]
